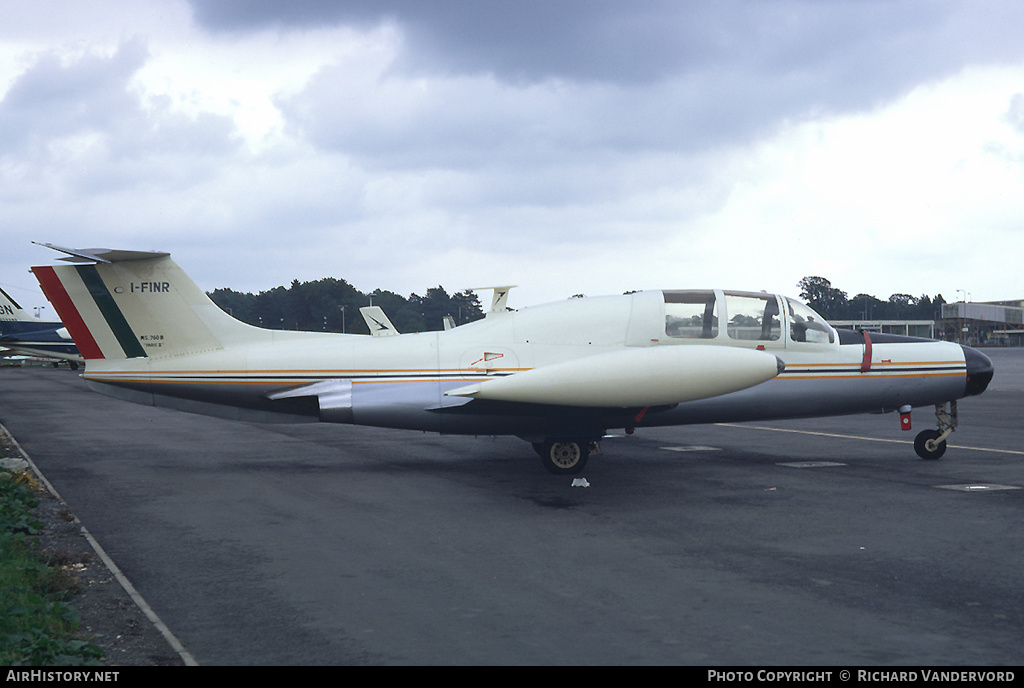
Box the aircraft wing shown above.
[446,345,784,408]
[0,325,84,363]
[0,308,83,364]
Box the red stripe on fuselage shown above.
[31,266,105,360]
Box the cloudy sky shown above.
[3,0,1023,317]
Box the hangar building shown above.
[940,301,1024,346]
[831,300,1023,347]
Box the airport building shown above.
[830,319,936,339]
[831,300,1024,347]
[940,301,1024,347]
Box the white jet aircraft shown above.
[0,285,83,368]
[30,244,993,474]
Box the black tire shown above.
[914,429,947,460]
[540,440,589,475]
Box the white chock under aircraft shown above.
[30,244,993,474]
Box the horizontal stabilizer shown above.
[446,345,783,408]
[34,242,169,264]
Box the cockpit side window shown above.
[724,292,781,341]
[664,290,718,339]
[786,298,835,344]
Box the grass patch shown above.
[0,465,104,665]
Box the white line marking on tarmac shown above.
[934,484,1021,491]
[715,423,1024,457]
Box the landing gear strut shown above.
[914,401,957,460]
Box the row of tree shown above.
[208,278,485,334]
[797,276,947,321]
[207,274,945,335]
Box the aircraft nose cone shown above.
[961,345,994,397]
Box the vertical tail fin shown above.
[0,286,33,322]
[359,305,400,336]
[31,245,262,361]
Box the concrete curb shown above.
[1,422,199,667]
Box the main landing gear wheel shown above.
[914,429,947,460]
[540,440,590,475]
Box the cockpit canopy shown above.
[663,290,834,346]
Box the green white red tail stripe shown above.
[31,264,148,360]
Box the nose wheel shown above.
[914,402,957,460]
[914,429,947,460]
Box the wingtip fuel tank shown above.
[445,345,783,408]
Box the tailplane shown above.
[31,244,262,361]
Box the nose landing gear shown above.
[914,401,957,460]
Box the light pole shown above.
[956,290,966,344]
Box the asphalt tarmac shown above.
[1,349,1022,666]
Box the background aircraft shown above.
[359,305,399,336]
[0,285,83,369]
[31,244,993,474]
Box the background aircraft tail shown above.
[31,245,264,361]
[0,285,40,324]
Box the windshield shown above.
[662,291,834,346]
[786,298,835,344]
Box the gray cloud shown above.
[0,35,251,269]
[4,1,1023,306]
[200,0,1024,172]
[0,39,242,192]
[0,40,149,153]
[1007,93,1024,133]
[186,1,1024,88]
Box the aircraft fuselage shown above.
[77,289,990,442]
